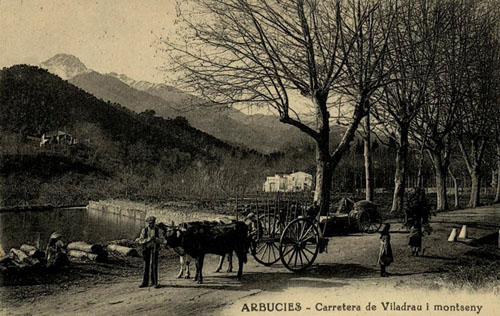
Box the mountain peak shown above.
[40,54,90,80]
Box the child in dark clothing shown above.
[408,221,423,256]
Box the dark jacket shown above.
[408,226,423,248]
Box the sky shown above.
[0,0,317,116]
[0,0,177,83]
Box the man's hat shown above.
[49,232,62,240]
[146,216,156,223]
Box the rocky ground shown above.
[1,205,500,316]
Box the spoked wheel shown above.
[259,214,283,236]
[358,211,383,233]
[251,214,282,266]
[279,217,320,272]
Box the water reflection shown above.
[0,208,145,256]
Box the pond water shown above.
[0,207,146,257]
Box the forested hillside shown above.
[0,65,240,158]
[0,65,285,207]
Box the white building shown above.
[262,174,288,192]
[287,171,313,192]
[40,131,77,147]
[263,171,313,192]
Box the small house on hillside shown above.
[40,131,77,147]
[263,171,313,192]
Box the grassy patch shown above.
[446,246,500,291]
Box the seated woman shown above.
[45,232,69,269]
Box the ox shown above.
[164,221,250,284]
[173,247,193,279]
[180,221,236,274]
[158,221,235,279]
[175,248,233,279]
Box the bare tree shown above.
[487,13,500,204]
[410,0,465,211]
[455,1,499,208]
[408,0,500,210]
[493,122,500,203]
[335,0,396,202]
[410,20,458,211]
[163,0,395,213]
[375,0,444,213]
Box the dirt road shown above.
[2,205,500,316]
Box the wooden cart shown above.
[236,196,382,272]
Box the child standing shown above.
[377,223,393,277]
[408,221,423,256]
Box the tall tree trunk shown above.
[391,126,409,213]
[459,138,485,208]
[415,154,425,189]
[312,94,333,216]
[495,167,500,203]
[415,126,429,189]
[449,167,460,209]
[495,144,500,203]
[429,151,449,211]
[363,115,374,201]
[469,167,481,208]
[310,94,367,215]
[314,145,333,216]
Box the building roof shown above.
[289,171,312,176]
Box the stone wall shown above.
[87,200,234,225]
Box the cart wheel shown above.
[251,214,282,266]
[359,211,382,233]
[279,218,319,272]
[259,214,283,236]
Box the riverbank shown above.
[0,199,235,259]
[0,198,238,287]
[0,204,88,213]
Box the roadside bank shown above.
[87,199,235,224]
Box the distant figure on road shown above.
[408,221,423,256]
[137,216,162,288]
[377,223,393,277]
[45,232,68,269]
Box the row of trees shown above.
[164,0,500,214]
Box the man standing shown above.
[137,216,162,288]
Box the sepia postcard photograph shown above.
[1,0,500,315]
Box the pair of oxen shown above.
[157,215,256,284]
